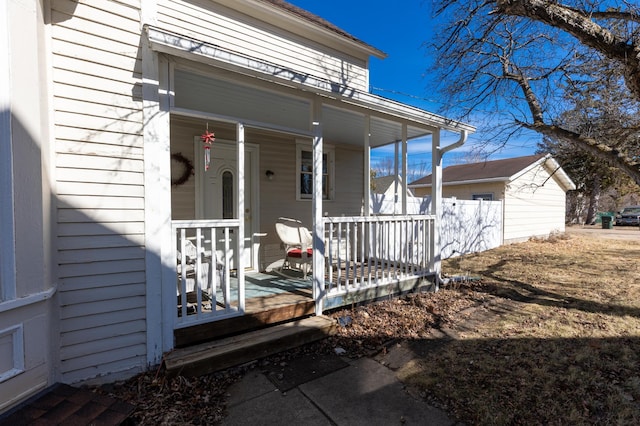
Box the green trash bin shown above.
[601,215,613,229]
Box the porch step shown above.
[164,315,337,377]
[174,292,315,347]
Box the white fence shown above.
[371,194,503,258]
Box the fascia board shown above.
[409,177,509,188]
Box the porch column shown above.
[430,129,442,289]
[143,48,172,362]
[236,122,245,311]
[312,98,325,315]
[401,124,408,215]
[363,115,370,216]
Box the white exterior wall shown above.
[0,0,54,412]
[50,0,147,383]
[503,165,567,242]
[157,0,370,92]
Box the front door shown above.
[195,139,259,270]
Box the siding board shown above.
[52,0,140,34]
[54,111,142,135]
[62,356,146,384]
[59,308,145,333]
[57,168,143,186]
[60,334,145,361]
[53,86,142,112]
[57,246,145,264]
[52,41,141,77]
[60,320,146,347]
[56,154,143,172]
[54,98,143,124]
[59,283,145,306]
[58,195,144,210]
[56,140,143,160]
[57,221,144,236]
[60,296,146,320]
[60,272,147,293]
[58,259,145,279]
[61,348,146,383]
[58,234,145,251]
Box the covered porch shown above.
[143,26,475,354]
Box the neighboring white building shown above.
[1,0,474,413]
[410,154,576,243]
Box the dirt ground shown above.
[565,224,640,240]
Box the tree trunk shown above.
[585,175,602,225]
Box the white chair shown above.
[275,217,313,279]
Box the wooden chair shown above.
[275,217,313,279]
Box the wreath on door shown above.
[170,152,194,186]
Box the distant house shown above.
[409,154,576,242]
[370,175,425,214]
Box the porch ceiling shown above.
[322,105,433,148]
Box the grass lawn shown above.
[396,233,640,424]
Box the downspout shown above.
[432,130,468,289]
[441,129,468,156]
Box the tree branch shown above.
[495,0,640,99]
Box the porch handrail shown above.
[322,215,435,298]
[172,219,242,328]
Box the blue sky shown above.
[287,0,540,176]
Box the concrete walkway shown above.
[223,353,456,425]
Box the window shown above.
[296,141,334,200]
[222,171,234,219]
[472,193,494,201]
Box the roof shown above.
[409,154,575,191]
[372,175,402,194]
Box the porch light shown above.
[265,170,275,180]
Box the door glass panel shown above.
[222,171,233,219]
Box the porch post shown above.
[312,98,325,315]
[394,142,399,212]
[430,129,442,290]
[363,115,370,216]
[401,124,408,215]
[143,47,172,362]
[236,122,245,311]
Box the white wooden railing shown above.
[323,215,435,296]
[172,219,242,327]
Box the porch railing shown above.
[323,215,435,297]
[172,219,242,327]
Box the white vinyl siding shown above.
[51,0,146,382]
[158,0,369,92]
[503,166,567,242]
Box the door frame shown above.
[194,139,261,271]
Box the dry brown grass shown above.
[396,234,640,425]
[104,233,640,425]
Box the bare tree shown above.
[431,0,640,184]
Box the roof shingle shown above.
[409,154,547,185]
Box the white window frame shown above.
[472,193,494,201]
[296,140,334,201]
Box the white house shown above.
[0,0,475,412]
[409,154,576,242]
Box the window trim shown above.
[295,140,334,201]
[472,193,494,201]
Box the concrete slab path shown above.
[223,356,455,425]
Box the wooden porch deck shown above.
[175,270,314,347]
